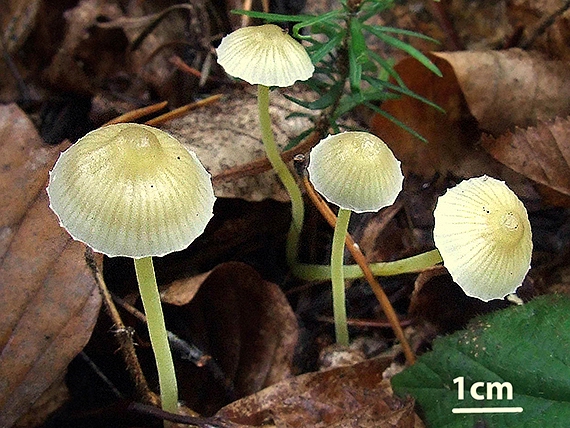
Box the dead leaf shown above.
[481,116,570,198]
[432,49,570,135]
[0,104,101,427]
[163,262,298,414]
[370,49,570,180]
[216,357,422,428]
[369,52,485,178]
[165,88,313,202]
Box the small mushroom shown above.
[308,131,404,345]
[216,24,314,88]
[433,175,532,302]
[216,24,314,265]
[47,123,216,415]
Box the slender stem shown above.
[134,257,178,417]
[292,249,443,281]
[257,84,305,266]
[331,208,352,346]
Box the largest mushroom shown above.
[47,123,216,417]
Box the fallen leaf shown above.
[432,49,570,136]
[370,49,570,179]
[161,262,298,414]
[216,357,422,427]
[0,104,101,427]
[481,116,570,198]
[165,88,312,202]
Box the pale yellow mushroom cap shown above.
[433,175,532,301]
[307,132,404,213]
[47,123,216,258]
[216,24,314,87]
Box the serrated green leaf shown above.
[392,295,570,428]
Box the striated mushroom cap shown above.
[307,131,403,213]
[47,123,216,258]
[433,175,533,301]
[216,24,314,87]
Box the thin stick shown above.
[104,101,168,126]
[303,178,416,364]
[212,129,322,184]
[145,94,222,126]
[84,249,158,405]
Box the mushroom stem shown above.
[292,249,443,280]
[331,207,352,346]
[134,256,178,416]
[257,84,304,266]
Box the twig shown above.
[103,101,168,126]
[145,94,222,126]
[519,0,570,49]
[84,248,159,405]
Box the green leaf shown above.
[292,10,342,39]
[392,295,570,427]
[364,25,442,77]
[231,9,313,22]
[348,19,368,65]
[362,75,444,112]
[368,26,441,44]
[308,31,344,64]
[365,102,428,143]
[284,127,315,151]
[283,80,343,110]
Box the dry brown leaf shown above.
[369,52,488,178]
[481,116,570,198]
[169,262,298,414]
[0,104,101,427]
[370,49,570,180]
[165,88,312,202]
[432,49,570,135]
[216,357,422,428]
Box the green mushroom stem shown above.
[258,84,304,266]
[292,249,443,281]
[331,208,352,346]
[134,257,178,414]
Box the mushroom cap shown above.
[47,123,216,258]
[307,132,404,213]
[216,24,314,87]
[433,175,532,301]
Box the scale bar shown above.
[452,407,523,414]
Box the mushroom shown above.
[433,175,532,302]
[47,123,216,415]
[216,24,314,265]
[307,131,404,345]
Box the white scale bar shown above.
[452,407,523,414]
